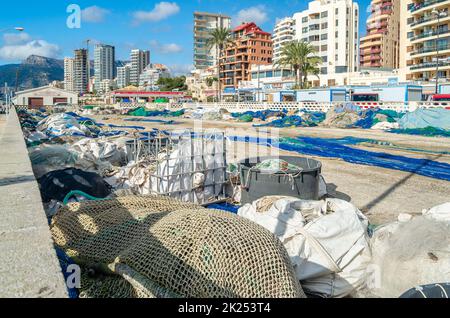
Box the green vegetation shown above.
[275,40,322,89]
[206,27,232,102]
[156,76,188,91]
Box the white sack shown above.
[238,197,371,298]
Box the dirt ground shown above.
[94,115,450,225]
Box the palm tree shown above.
[206,27,232,102]
[302,56,322,88]
[275,40,322,89]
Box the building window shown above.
[321,67,327,74]
[335,8,338,15]
[302,17,308,23]
[321,11,328,18]
[321,33,328,40]
[336,20,339,26]
[321,22,328,29]
[335,66,348,73]
[302,27,308,33]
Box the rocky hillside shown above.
[0,55,64,91]
[0,55,128,91]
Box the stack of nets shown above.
[51,195,304,298]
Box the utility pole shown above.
[86,39,91,93]
[432,9,443,94]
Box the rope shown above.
[63,190,106,206]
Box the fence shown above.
[14,101,450,114]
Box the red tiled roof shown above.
[233,22,271,36]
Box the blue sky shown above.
[0,0,372,74]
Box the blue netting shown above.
[390,127,450,138]
[255,112,326,128]
[231,109,288,121]
[352,109,404,129]
[228,135,450,182]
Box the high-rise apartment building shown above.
[64,57,75,92]
[400,0,450,86]
[194,12,232,69]
[272,18,296,64]
[130,49,150,86]
[117,64,131,89]
[219,22,273,90]
[94,44,115,90]
[293,0,359,86]
[360,0,400,69]
[73,49,89,94]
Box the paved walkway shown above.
[0,111,67,297]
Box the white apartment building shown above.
[117,64,131,89]
[139,64,171,90]
[64,57,75,92]
[272,17,296,64]
[293,0,359,86]
[130,49,150,86]
[98,79,116,94]
[399,0,450,87]
[194,12,232,69]
[94,44,115,90]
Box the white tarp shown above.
[151,133,225,204]
[106,132,226,204]
[238,197,372,298]
[368,203,450,298]
[36,113,91,137]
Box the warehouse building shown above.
[13,85,79,108]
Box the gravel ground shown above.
[94,115,450,225]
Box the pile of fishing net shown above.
[51,195,304,298]
[322,104,403,129]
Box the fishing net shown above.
[51,195,304,298]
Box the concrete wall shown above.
[0,111,67,298]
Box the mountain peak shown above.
[22,55,63,68]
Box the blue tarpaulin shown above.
[207,203,240,214]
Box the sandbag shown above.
[368,204,450,298]
[238,197,372,298]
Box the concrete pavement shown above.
[0,111,67,298]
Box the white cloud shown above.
[0,40,60,61]
[233,5,269,26]
[150,40,183,54]
[3,32,31,45]
[81,6,110,23]
[168,64,194,76]
[132,2,180,24]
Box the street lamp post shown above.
[0,27,25,33]
[432,9,443,94]
[1,27,25,109]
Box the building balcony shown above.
[367,21,388,30]
[410,43,450,56]
[410,12,449,27]
[409,0,450,13]
[367,29,388,36]
[409,60,450,70]
[411,28,450,42]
